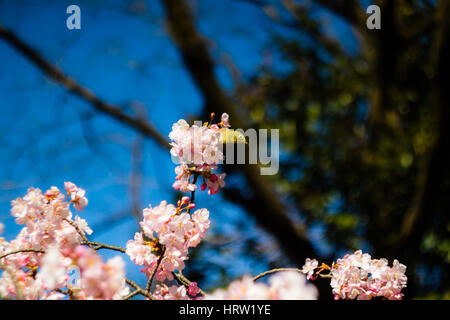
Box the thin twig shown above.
[173,272,206,297]
[122,289,140,300]
[187,173,199,214]
[55,288,70,295]
[145,246,166,292]
[253,267,332,281]
[126,278,155,300]
[0,248,45,261]
[253,268,305,281]
[64,218,91,247]
[81,241,126,253]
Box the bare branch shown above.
[0,248,45,261]
[145,246,166,292]
[80,241,126,254]
[0,25,170,150]
[173,271,206,297]
[253,267,304,281]
[160,0,320,268]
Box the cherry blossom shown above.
[153,283,189,300]
[129,198,210,282]
[73,246,129,300]
[205,272,318,300]
[301,258,319,280]
[302,250,407,300]
[0,183,128,300]
[169,114,231,195]
[0,115,409,301]
[36,246,70,290]
[64,182,88,211]
[125,232,157,267]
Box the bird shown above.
[218,128,247,145]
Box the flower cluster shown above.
[0,115,409,301]
[69,246,128,299]
[0,183,128,300]
[301,250,407,300]
[151,281,201,300]
[126,196,210,282]
[153,284,190,300]
[169,113,230,195]
[205,272,318,300]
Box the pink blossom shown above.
[169,118,226,195]
[301,258,318,280]
[75,246,128,300]
[64,182,88,211]
[125,232,157,266]
[221,113,231,128]
[136,200,210,282]
[154,284,190,300]
[206,272,318,300]
[206,173,226,195]
[188,282,200,296]
[36,246,70,290]
[160,249,186,274]
[268,271,318,300]
[140,201,175,236]
[74,215,92,235]
[327,250,407,300]
[172,179,197,193]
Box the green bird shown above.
[219,128,247,144]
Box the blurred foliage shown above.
[233,0,449,298]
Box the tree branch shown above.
[0,25,170,150]
[80,241,126,253]
[253,267,304,281]
[145,246,166,292]
[173,271,206,297]
[400,0,450,244]
[160,0,320,268]
[0,248,45,261]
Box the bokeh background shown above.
[0,0,448,299]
